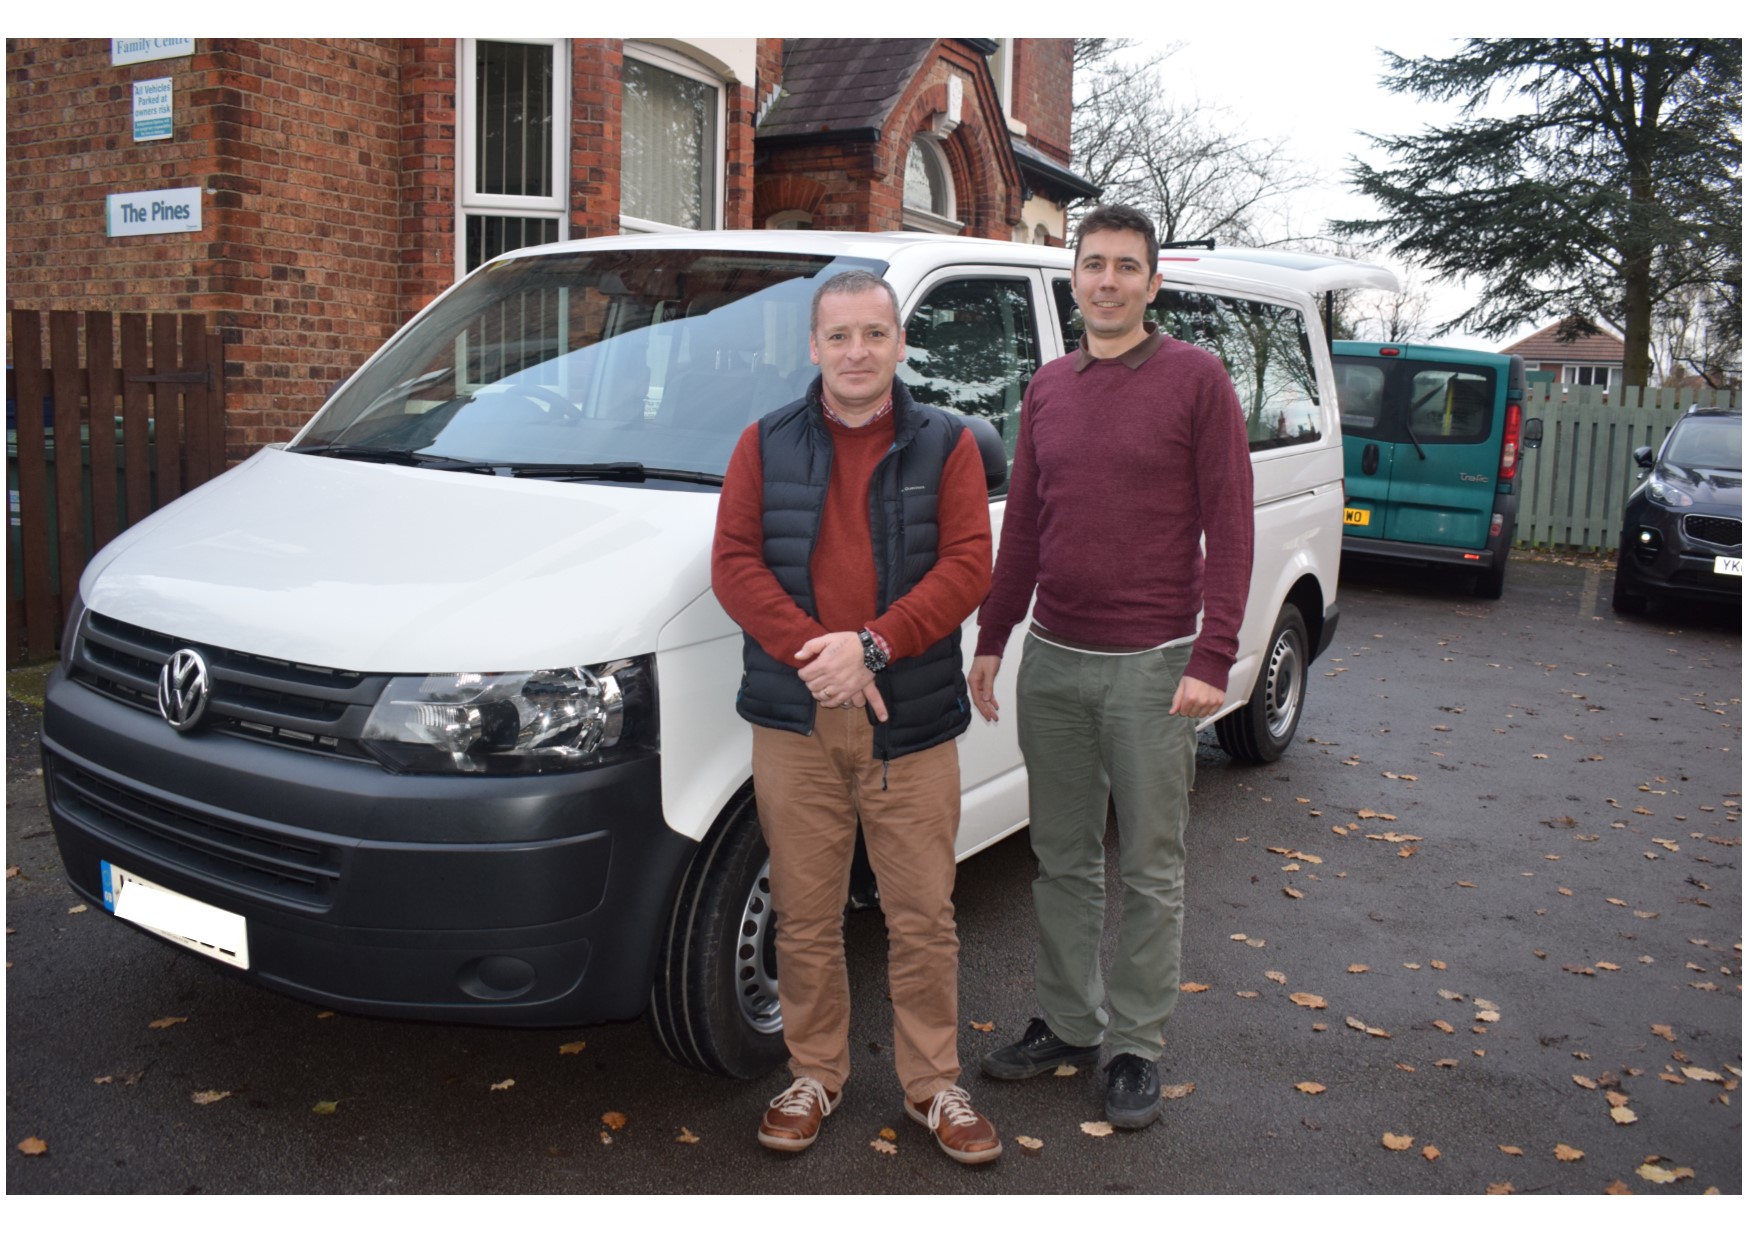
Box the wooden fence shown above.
[1517,383,1741,551]
[7,309,227,666]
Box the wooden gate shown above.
[7,309,227,665]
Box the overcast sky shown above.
[1146,33,1533,351]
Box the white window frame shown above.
[988,38,1027,136]
[619,41,727,235]
[902,135,963,235]
[457,38,569,279]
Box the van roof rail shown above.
[1163,238,1217,251]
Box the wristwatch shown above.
[858,628,889,673]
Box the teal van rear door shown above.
[1335,346,1508,551]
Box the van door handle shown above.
[1362,443,1380,475]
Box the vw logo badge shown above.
[157,648,212,732]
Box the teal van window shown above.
[1405,366,1494,445]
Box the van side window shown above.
[1052,281,1321,452]
[1149,290,1322,452]
[1336,359,1389,432]
[901,277,1040,480]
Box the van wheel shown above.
[1475,553,1508,600]
[1216,603,1308,764]
[648,790,786,1079]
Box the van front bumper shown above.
[42,668,696,1027]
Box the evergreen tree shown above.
[1335,39,1740,387]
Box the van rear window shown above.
[1336,358,1497,446]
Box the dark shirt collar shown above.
[1073,321,1163,372]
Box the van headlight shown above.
[360,656,655,774]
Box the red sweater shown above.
[976,329,1255,691]
[713,409,992,667]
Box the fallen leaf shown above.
[1486,1182,1515,1195]
[1636,1163,1695,1185]
[1457,881,1477,888]
[312,1100,339,1115]
[1081,1121,1115,1137]
[1403,962,1422,970]
[1346,1016,1369,1032]
[1498,1144,1524,1156]
[558,1041,587,1055]
[1290,992,1327,1010]
[1604,1180,1632,1195]
[1556,887,1574,896]
[1347,963,1370,974]
[1311,1023,1328,1032]
[1395,1063,1416,1073]
[17,1135,48,1157]
[4,866,19,879]
[1606,898,1628,907]
[1573,1075,1598,1090]
[1245,938,1266,948]
[316,1011,335,1019]
[1433,1020,1455,1034]
[1423,1145,1441,1161]
[1434,1058,1459,1068]
[1295,1081,1326,1094]
[1283,886,1304,899]
[1180,982,1210,993]
[1682,1066,1724,1083]
[1605,1090,1629,1106]
[1382,1132,1414,1151]
[148,1016,187,1030]
[1265,970,1288,985]
[1438,988,1465,1001]
[600,1109,626,1128]
[1161,1082,1196,1100]
[599,1131,613,1146]
[1235,990,1260,999]
[1633,910,1659,920]
[492,1080,517,1092]
[870,1137,897,1155]
[675,1127,700,1144]
[1555,1144,1585,1162]
[191,1090,231,1105]
[1595,962,1621,972]
[968,1019,995,1032]
[1651,1024,1677,1042]
[1230,933,1249,941]
[1660,1071,1687,1085]
[67,903,88,914]
[1610,1106,1637,1125]
[1431,960,1447,970]
[878,1127,896,1140]
[1016,1135,1044,1150]
[1398,844,1418,858]
[1053,1063,1079,1077]
[1475,1009,1501,1023]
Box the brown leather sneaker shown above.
[758,1076,838,1152]
[904,1085,1002,1165]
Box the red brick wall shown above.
[1012,39,1073,165]
[6,38,406,460]
[397,40,456,321]
[570,40,622,238]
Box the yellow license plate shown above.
[1343,507,1371,527]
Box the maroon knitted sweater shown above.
[975,327,1255,691]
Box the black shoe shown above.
[1104,1053,1163,1128]
[980,1017,1102,1080]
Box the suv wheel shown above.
[1216,602,1308,764]
[1610,536,1646,615]
[649,789,786,1079]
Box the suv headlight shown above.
[360,656,655,774]
[1647,478,1693,508]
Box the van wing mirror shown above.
[1522,417,1543,450]
[952,413,1009,494]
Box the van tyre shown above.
[1215,602,1307,765]
[1475,553,1508,600]
[648,789,786,1079]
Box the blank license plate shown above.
[102,861,249,969]
[1343,507,1371,527]
[1714,556,1742,577]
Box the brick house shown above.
[5,38,1089,461]
[1501,317,1626,389]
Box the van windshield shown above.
[296,250,883,479]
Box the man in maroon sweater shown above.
[711,270,999,1164]
[970,204,1255,1129]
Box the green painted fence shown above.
[1517,384,1741,551]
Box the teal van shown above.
[1332,342,1543,598]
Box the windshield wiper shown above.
[498,462,724,487]
[290,444,498,473]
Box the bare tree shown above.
[1071,41,1317,247]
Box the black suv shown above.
[1612,406,1742,614]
